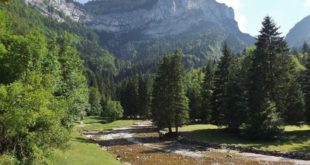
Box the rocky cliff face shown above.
[25,0,87,22]
[82,0,254,61]
[26,0,254,63]
[84,0,238,36]
[286,15,310,49]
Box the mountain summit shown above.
[27,0,255,63]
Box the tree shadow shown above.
[84,116,111,124]
[74,137,96,144]
[181,128,310,152]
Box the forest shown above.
[0,0,310,164]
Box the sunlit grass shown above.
[79,117,134,132]
[47,117,134,165]
[180,124,310,152]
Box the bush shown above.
[87,87,102,116]
[0,82,70,164]
[103,100,124,121]
[0,154,17,165]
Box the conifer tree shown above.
[222,59,247,131]
[120,77,139,118]
[201,64,214,123]
[300,56,310,123]
[138,75,152,119]
[284,80,305,124]
[152,50,189,134]
[211,43,233,124]
[246,16,287,138]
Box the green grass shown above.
[180,124,310,152]
[47,117,134,165]
[79,117,133,132]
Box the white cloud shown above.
[305,0,310,7]
[235,15,247,32]
[216,0,241,9]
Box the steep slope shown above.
[5,0,117,77]
[25,0,87,22]
[25,0,255,65]
[83,0,254,63]
[286,15,310,49]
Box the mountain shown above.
[25,0,87,22]
[286,15,310,49]
[26,0,255,65]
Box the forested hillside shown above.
[0,0,310,164]
[0,0,124,164]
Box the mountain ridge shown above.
[25,0,255,64]
[286,15,310,49]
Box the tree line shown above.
[119,16,310,138]
[0,1,124,164]
[1,0,310,163]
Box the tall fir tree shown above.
[185,69,204,122]
[201,63,215,123]
[300,56,310,123]
[284,80,305,124]
[211,43,233,124]
[138,74,153,119]
[222,59,247,131]
[120,77,139,118]
[246,16,287,138]
[275,55,305,124]
[152,50,189,134]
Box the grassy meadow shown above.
[47,117,134,165]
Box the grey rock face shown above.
[84,0,239,38]
[25,0,87,22]
[26,0,254,61]
[286,15,310,49]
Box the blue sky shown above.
[77,0,89,4]
[216,0,310,36]
[77,0,310,36]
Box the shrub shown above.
[103,100,124,121]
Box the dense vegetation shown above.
[1,0,310,164]
[0,0,122,164]
[148,16,310,139]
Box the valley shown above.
[1,0,310,165]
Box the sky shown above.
[216,0,310,36]
[77,0,310,36]
[77,0,89,4]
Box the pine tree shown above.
[185,69,204,122]
[275,55,305,124]
[284,80,305,124]
[211,43,233,124]
[246,16,287,138]
[120,77,139,118]
[152,50,189,135]
[138,74,152,119]
[170,53,189,133]
[88,87,102,116]
[201,63,215,123]
[222,59,247,131]
[300,56,310,123]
